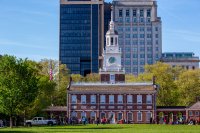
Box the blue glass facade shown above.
[60,4,100,76]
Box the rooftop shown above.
[71,82,153,86]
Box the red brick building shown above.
[67,83,158,124]
[186,101,200,122]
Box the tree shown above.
[0,55,39,128]
[37,59,70,106]
[53,63,70,106]
[71,74,83,82]
[176,69,200,106]
[84,73,100,82]
[125,74,138,82]
[137,62,183,106]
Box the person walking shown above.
[82,117,86,125]
[96,118,100,126]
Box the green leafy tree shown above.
[125,74,138,82]
[176,69,200,106]
[138,62,182,106]
[84,73,100,82]
[53,64,70,106]
[71,74,83,82]
[0,55,39,128]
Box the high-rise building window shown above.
[125,27,130,32]
[81,95,86,104]
[118,95,123,104]
[133,40,138,45]
[133,54,138,58]
[133,47,138,52]
[140,34,145,38]
[125,34,131,38]
[140,47,145,52]
[155,34,159,38]
[100,95,105,104]
[133,17,137,23]
[140,18,144,23]
[140,9,144,17]
[109,95,114,104]
[133,34,138,38]
[126,18,130,23]
[155,27,158,31]
[140,60,145,65]
[133,67,138,72]
[133,9,137,17]
[140,40,145,45]
[156,47,159,51]
[140,27,145,32]
[147,9,151,17]
[156,40,159,45]
[147,27,152,32]
[133,61,138,65]
[119,9,123,17]
[140,67,144,73]
[147,34,152,38]
[126,10,130,17]
[133,27,137,32]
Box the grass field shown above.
[0,124,200,133]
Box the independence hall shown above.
[67,10,158,124]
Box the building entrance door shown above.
[109,112,115,124]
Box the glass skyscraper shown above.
[59,0,104,76]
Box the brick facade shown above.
[67,83,158,124]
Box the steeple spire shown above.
[109,6,114,31]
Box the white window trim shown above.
[137,95,142,104]
[137,112,142,121]
[118,95,123,104]
[100,95,105,104]
[146,95,152,104]
[81,95,86,104]
[118,112,123,121]
[189,111,193,116]
[146,112,152,121]
[127,95,133,104]
[109,95,114,104]
[91,95,96,104]
[81,111,86,118]
[71,95,77,104]
[127,112,133,121]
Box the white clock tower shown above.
[99,7,125,83]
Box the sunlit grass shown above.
[0,124,200,133]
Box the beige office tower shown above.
[113,0,162,75]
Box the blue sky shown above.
[0,0,200,61]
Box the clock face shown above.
[108,57,116,64]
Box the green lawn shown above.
[0,124,200,133]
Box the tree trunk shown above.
[10,116,13,128]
